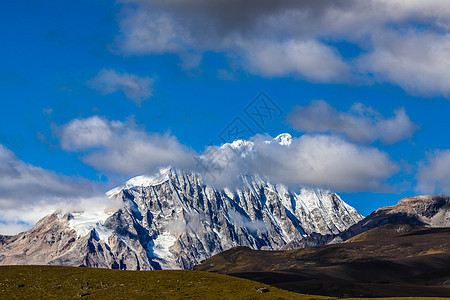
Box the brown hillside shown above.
[195,223,450,298]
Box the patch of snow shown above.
[212,228,222,239]
[273,133,292,146]
[152,232,178,269]
[223,187,234,199]
[68,210,113,243]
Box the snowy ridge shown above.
[106,167,172,197]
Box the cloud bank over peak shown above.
[0,145,114,235]
[58,116,398,192]
[202,134,397,192]
[288,100,417,144]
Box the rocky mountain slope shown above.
[284,194,450,249]
[0,135,362,270]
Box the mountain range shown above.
[0,134,362,270]
[1,134,448,283]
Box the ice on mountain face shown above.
[223,187,235,199]
[68,210,113,243]
[212,228,222,239]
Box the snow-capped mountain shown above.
[0,134,362,270]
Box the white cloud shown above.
[114,0,450,96]
[90,69,154,105]
[117,9,189,54]
[416,149,450,194]
[241,39,350,81]
[60,116,119,150]
[60,116,195,176]
[115,1,351,81]
[0,145,95,206]
[287,100,417,144]
[0,222,31,236]
[357,32,450,97]
[0,145,113,235]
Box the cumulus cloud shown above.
[60,116,195,175]
[416,149,450,194]
[115,0,353,81]
[0,145,96,207]
[0,145,114,235]
[114,0,450,96]
[90,69,154,105]
[287,100,417,144]
[241,39,350,81]
[358,32,450,97]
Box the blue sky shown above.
[0,0,449,234]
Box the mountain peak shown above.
[273,133,292,146]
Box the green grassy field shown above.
[0,265,447,299]
[0,265,329,299]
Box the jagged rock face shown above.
[0,235,11,246]
[0,169,362,270]
[104,169,362,269]
[0,213,140,269]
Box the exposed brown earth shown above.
[195,223,450,298]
